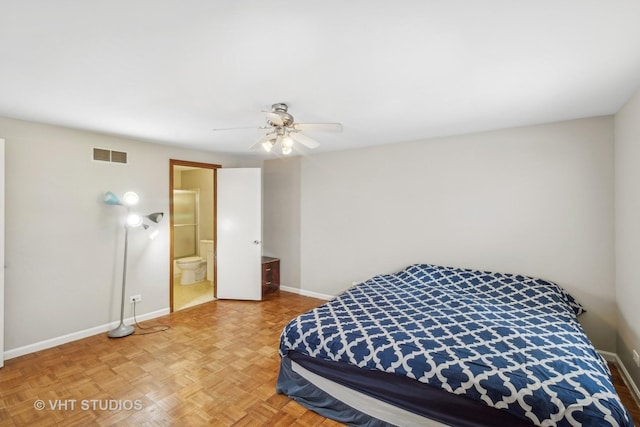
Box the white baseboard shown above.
[4,308,170,361]
[599,350,617,362]
[280,285,333,301]
[598,349,640,406]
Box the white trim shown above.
[613,353,640,407]
[598,350,617,362]
[280,285,333,300]
[333,281,360,296]
[616,357,640,406]
[3,308,169,360]
[598,349,640,406]
[280,282,362,301]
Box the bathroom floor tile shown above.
[173,277,214,311]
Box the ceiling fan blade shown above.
[289,132,320,149]
[293,123,343,132]
[249,132,277,150]
[212,126,263,132]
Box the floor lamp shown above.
[104,191,164,338]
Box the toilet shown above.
[176,240,215,285]
[176,256,206,285]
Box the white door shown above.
[217,168,262,300]
[0,139,5,367]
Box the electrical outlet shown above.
[130,295,142,304]
[633,349,640,367]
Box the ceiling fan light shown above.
[281,135,294,149]
[282,145,292,155]
[262,140,275,152]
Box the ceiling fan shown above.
[213,103,343,155]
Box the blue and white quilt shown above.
[279,264,633,426]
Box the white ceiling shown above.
[1,1,639,157]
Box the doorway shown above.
[170,159,219,312]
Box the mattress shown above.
[277,263,633,426]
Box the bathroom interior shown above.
[172,165,215,311]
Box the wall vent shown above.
[110,150,127,164]
[93,148,128,164]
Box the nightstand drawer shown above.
[261,257,280,298]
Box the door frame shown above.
[169,159,220,312]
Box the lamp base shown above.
[108,323,134,338]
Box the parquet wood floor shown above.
[0,291,638,426]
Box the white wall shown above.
[266,116,616,351]
[614,88,640,386]
[0,116,260,354]
[262,157,301,290]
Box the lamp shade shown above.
[142,212,163,239]
[103,191,122,205]
[143,223,160,240]
[145,212,164,224]
[104,191,139,206]
[127,213,143,227]
[122,192,139,206]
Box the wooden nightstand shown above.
[261,257,280,298]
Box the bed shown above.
[277,263,634,426]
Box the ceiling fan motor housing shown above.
[267,103,295,127]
